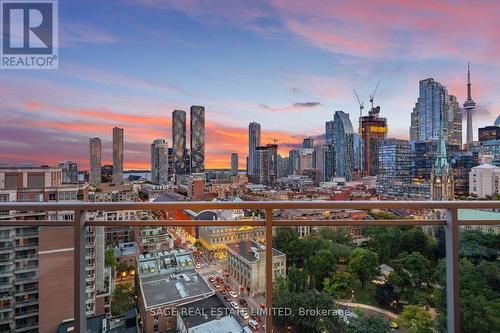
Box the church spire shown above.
[433,107,449,175]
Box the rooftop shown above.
[178,294,228,329]
[114,242,140,258]
[189,315,250,333]
[140,270,214,309]
[226,240,285,262]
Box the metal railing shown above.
[1,200,499,333]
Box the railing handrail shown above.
[1,200,499,333]
[0,200,499,211]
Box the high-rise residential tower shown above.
[231,153,238,175]
[464,62,476,147]
[255,144,278,185]
[325,120,335,145]
[333,111,354,181]
[313,144,334,182]
[151,139,169,185]
[248,122,261,177]
[89,137,101,185]
[303,137,314,149]
[172,110,187,175]
[190,106,205,173]
[410,78,448,142]
[447,95,462,146]
[112,127,124,185]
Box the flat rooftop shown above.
[140,270,214,309]
[189,315,249,333]
[115,242,140,258]
[178,294,228,329]
[226,240,285,262]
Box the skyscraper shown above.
[89,137,101,185]
[172,110,187,175]
[248,122,261,177]
[333,111,354,181]
[151,139,169,185]
[231,153,238,175]
[377,139,413,196]
[464,62,476,147]
[447,95,462,146]
[255,144,278,185]
[410,78,448,142]
[325,120,335,145]
[112,127,124,185]
[303,136,314,149]
[190,105,205,173]
[313,144,334,182]
[360,106,388,176]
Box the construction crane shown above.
[353,89,364,119]
[353,89,364,176]
[369,81,380,110]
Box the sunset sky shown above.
[1,0,499,169]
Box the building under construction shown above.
[361,106,388,176]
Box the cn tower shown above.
[463,62,476,147]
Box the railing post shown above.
[445,208,460,333]
[74,210,86,333]
[265,208,273,333]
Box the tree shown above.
[401,228,434,259]
[105,248,116,268]
[400,305,434,333]
[287,266,308,293]
[111,283,135,316]
[307,249,337,289]
[387,252,432,304]
[318,226,353,245]
[375,283,399,308]
[323,271,354,298]
[274,227,299,251]
[391,252,432,288]
[348,248,379,289]
[366,227,402,263]
[346,314,391,333]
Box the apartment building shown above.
[0,166,106,332]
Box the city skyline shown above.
[0,0,499,169]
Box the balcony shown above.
[0,200,498,333]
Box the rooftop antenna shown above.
[354,89,364,176]
[369,81,380,110]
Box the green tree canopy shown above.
[348,248,379,289]
[400,305,434,333]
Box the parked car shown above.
[248,319,259,330]
[230,301,239,309]
[224,285,231,291]
[239,299,248,307]
[240,308,250,320]
[208,276,215,283]
[229,291,238,298]
[252,314,261,322]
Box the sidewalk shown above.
[336,300,399,320]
